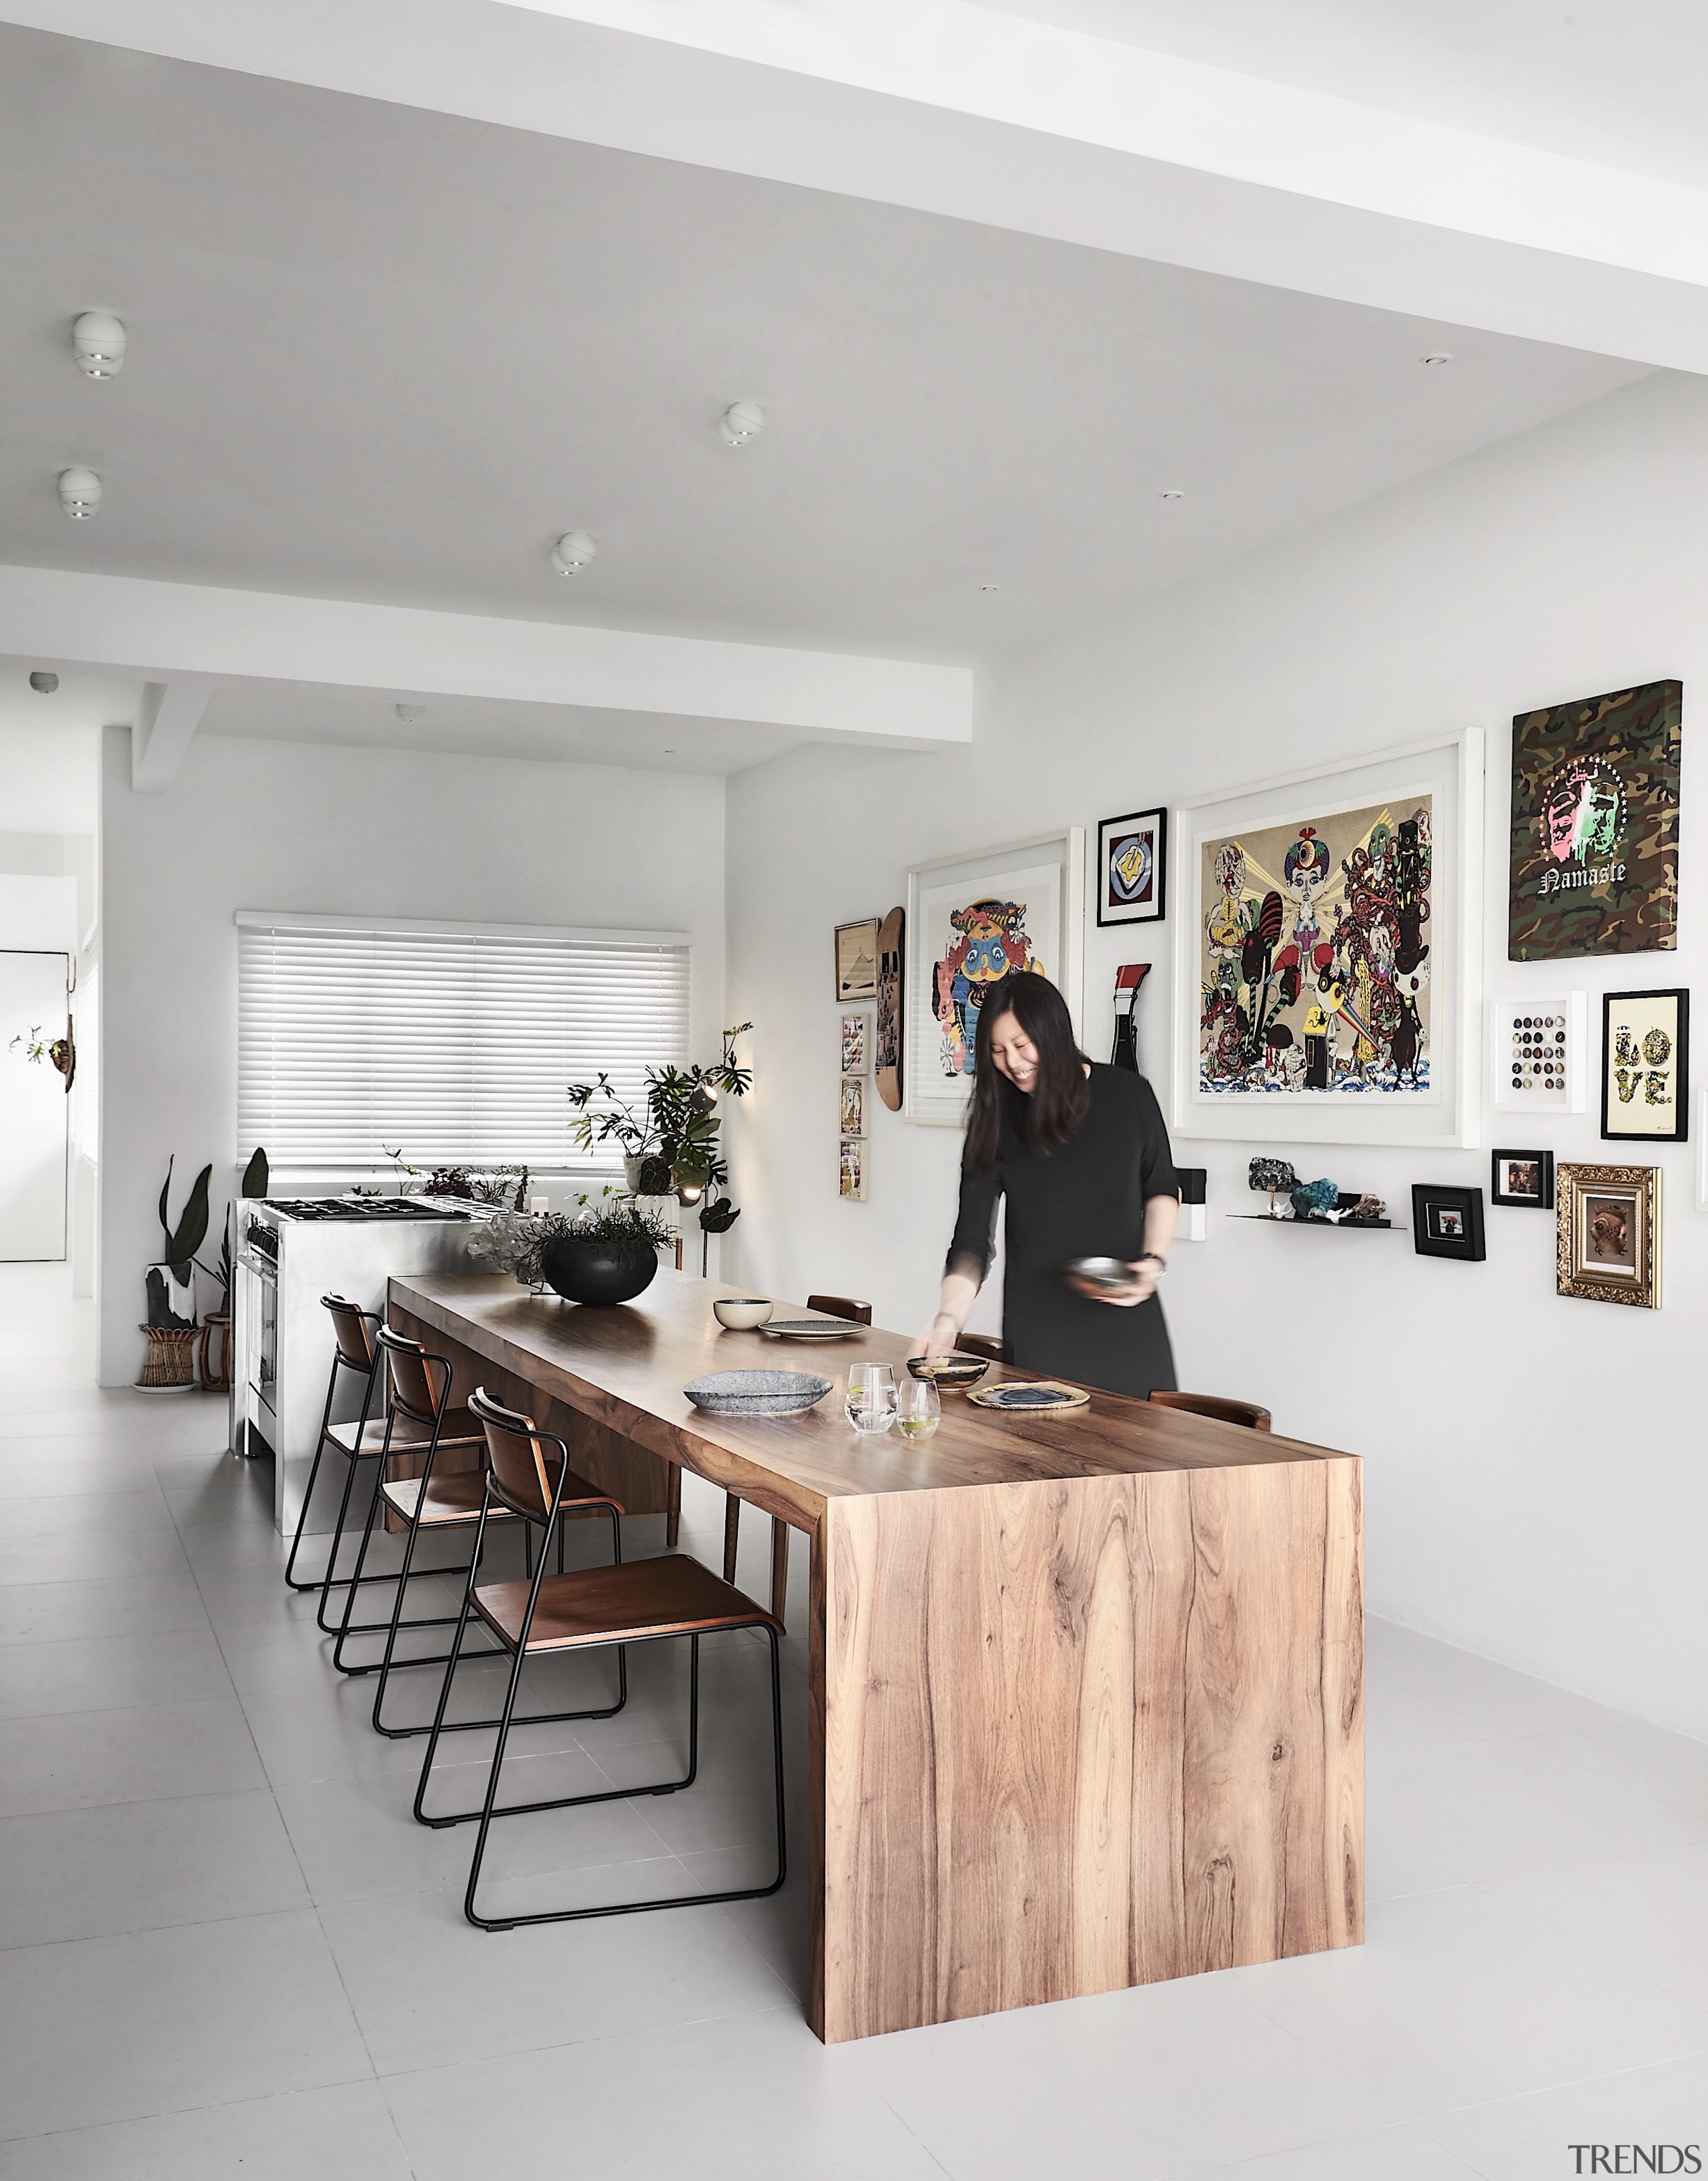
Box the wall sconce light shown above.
[719,400,765,447]
[551,531,596,576]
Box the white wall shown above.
[99,728,726,1386]
[725,367,1708,1741]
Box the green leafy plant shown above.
[241,1146,269,1197]
[567,1024,754,1190]
[157,1157,212,1273]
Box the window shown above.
[237,913,690,1173]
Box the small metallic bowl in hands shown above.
[1065,1255,1134,1292]
[905,1354,989,1389]
[713,1297,773,1330]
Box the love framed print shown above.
[1601,988,1689,1143]
[1097,808,1167,926]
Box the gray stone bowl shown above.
[683,1369,833,1417]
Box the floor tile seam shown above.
[308,1899,393,2098]
[1410,2045,1708,2142]
[0,1898,359,1972]
[0,1559,198,1589]
[0,2065,386,2151]
[310,1840,713,1919]
[1156,2120,1488,2181]
[869,2087,960,2178]
[1480,1830,1708,1905]
[1523,1732,1708,1825]
[368,1997,804,2086]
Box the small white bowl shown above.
[713,1297,774,1331]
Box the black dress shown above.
[946,1064,1180,1399]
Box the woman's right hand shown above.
[911,1309,961,1361]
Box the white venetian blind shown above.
[237,914,690,1172]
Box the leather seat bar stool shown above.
[359,1328,628,1737]
[721,1293,872,1625]
[284,1296,390,1598]
[1149,1389,1273,1432]
[415,1386,785,1932]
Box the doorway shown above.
[0,950,70,1261]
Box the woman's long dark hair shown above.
[964,972,1090,1173]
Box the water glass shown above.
[896,1375,940,1442]
[844,1363,897,1435]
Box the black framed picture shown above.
[1490,1149,1555,1209]
[1411,1183,1486,1261]
[1096,808,1167,926]
[1601,988,1689,1145]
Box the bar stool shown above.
[416,1387,786,1931]
[284,1296,384,1596]
[1149,1389,1272,1431]
[360,1327,626,1736]
[721,1293,871,1620]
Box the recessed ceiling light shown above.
[1421,353,1454,366]
[981,583,1000,593]
[719,400,765,448]
[1158,489,1185,501]
[394,703,424,723]
[551,531,596,575]
[58,466,101,517]
[71,311,126,378]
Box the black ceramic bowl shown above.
[539,1237,659,1307]
[906,1354,989,1389]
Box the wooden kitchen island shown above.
[390,1267,1363,2045]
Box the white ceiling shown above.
[0,19,1649,693]
[983,1,1708,194]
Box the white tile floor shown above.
[1,1261,1705,2179]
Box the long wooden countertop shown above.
[392,1267,1349,1535]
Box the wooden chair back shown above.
[955,1332,1008,1363]
[468,1385,562,1520]
[806,1293,872,1324]
[375,1323,451,1428]
[1149,1389,1272,1432]
[321,1295,377,1369]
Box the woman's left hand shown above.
[1069,1258,1161,1307]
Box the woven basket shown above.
[137,1324,199,1388]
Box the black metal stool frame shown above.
[284,1297,396,1601]
[413,1394,785,1932]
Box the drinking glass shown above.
[844,1362,897,1435]
[895,1375,940,1442]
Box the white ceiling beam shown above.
[7,0,1708,370]
[129,675,214,793]
[0,566,972,749]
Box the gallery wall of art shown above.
[725,365,1708,1739]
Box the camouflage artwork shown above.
[1200,798,1433,1099]
[1509,681,1681,961]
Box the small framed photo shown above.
[1490,1149,1555,1209]
[1558,1161,1661,1307]
[839,1077,865,1137]
[1097,808,1168,926]
[835,918,879,1000]
[1410,1183,1486,1261]
[1601,988,1689,1144]
[839,1137,867,1202]
[840,1008,871,1076]
[1490,992,1587,1112]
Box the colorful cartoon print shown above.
[1510,681,1680,961]
[1198,798,1432,1098]
[932,896,1043,1078]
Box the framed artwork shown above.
[1509,680,1681,962]
[839,1078,866,1137]
[875,905,905,1113]
[1601,988,1689,1144]
[1172,729,1483,1147]
[904,829,1085,1125]
[839,1137,867,1201]
[1557,1161,1661,1307]
[1490,993,1587,1112]
[1097,808,1168,926]
[1410,1183,1486,1260]
[840,1008,871,1076]
[835,918,879,1001]
[1490,1149,1555,1209]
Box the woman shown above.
[915,970,1180,1399]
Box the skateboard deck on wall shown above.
[875,905,904,1112]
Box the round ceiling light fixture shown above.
[58,466,101,518]
[29,671,59,694]
[1158,489,1186,501]
[551,531,596,576]
[719,400,765,448]
[1421,352,1453,366]
[71,311,127,378]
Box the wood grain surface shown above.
[393,1266,1363,2043]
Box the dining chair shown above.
[414,1386,786,1932]
[955,1331,1008,1363]
[721,1291,873,1621]
[1148,1389,1273,1431]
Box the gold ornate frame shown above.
[1557,1161,1661,1307]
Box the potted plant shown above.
[146,1157,211,1331]
[568,1024,753,1197]
[470,1191,671,1306]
